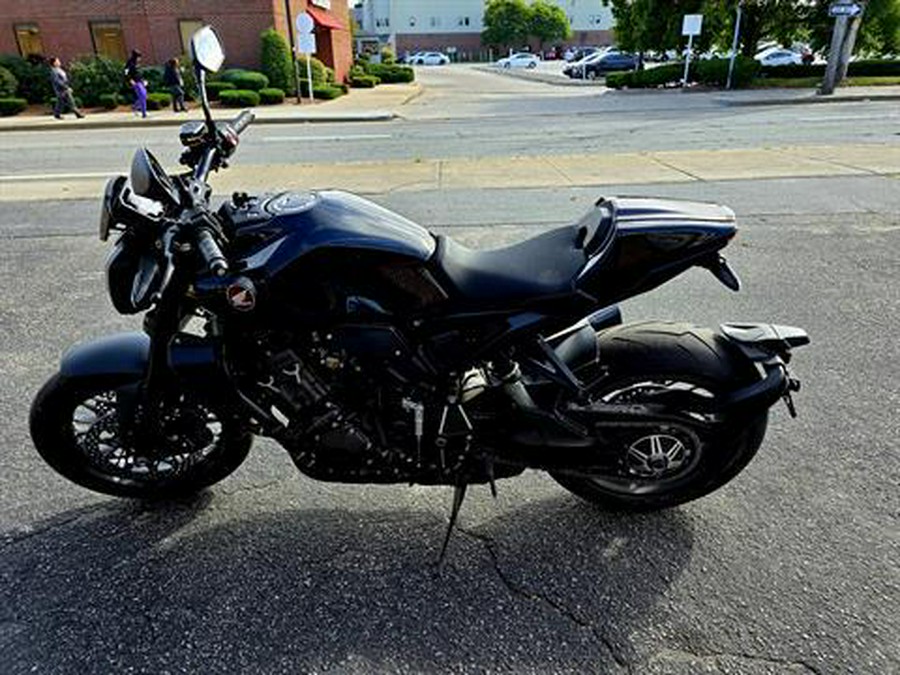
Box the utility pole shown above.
[726,1,744,90]
[284,0,303,104]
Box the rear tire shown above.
[31,373,252,499]
[550,322,769,511]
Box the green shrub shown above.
[695,56,758,88]
[297,55,329,84]
[219,89,260,107]
[0,54,52,103]
[222,70,269,91]
[69,55,127,107]
[205,80,236,100]
[142,65,166,93]
[380,46,396,65]
[146,92,172,110]
[349,73,380,88]
[605,71,632,89]
[260,29,294,94]
[759,63,825,79]
[98,92,119,109]
[847,59,900,77]
[258,87,285,104]
[313,84,345,100]
[364,63,415,83]
[0,97,27,116]
[0,65,17,98]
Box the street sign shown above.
[682,14,703,37]
[296,12,315,35]
[297,32,316,54]
[829,2,863,17]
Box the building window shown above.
[178,19,204,56]
[430,16,441,28]
[409,16,416,27]
[458,17,470,27]
[14,24,44,57]
[90,21,127,60]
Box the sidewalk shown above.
[716,84,900,106]
[0,83,421,132]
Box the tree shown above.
[529,0,572,50]
[701,1,807,57]
[603,0,708,53]
[803,0,900,56]
[482,0,531,49]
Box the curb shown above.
[720,93,900,107]
[0,111,397,133]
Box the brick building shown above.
[0,0,352,82]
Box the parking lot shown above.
[1,64,898,673]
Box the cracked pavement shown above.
[1,66,899,673]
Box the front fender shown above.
[59,332,150,379]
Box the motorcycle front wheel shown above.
[31,373,252,499]
[551,322,770,511]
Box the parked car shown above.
[564,52,637,79]
[496,53,540,69]
[755,48,803,67]
[565,46,600,63]
[411,51,451,66]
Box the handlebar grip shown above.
[196,229,228,277]
[231,110,255,135]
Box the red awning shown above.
[306,6,345,31]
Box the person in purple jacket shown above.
[125,50,148,118]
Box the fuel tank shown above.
[576,197,737,306]
[220,190,446,320]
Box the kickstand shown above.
[437,483,468,569]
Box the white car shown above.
[755,48,803,67]
[496,53,540,69]
[412,52,450,66]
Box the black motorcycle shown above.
[30,28,808,551]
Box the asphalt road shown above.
[0,66,898,674]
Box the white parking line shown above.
[261,134,393,142]
[0,172,112,182]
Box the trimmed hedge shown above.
[606,63,684,89]
[69,55,129,107]
[695,57,759,88]
[219,89,260,107]
[350,74,380,88]
[260,29,294,94]
[221,69,269,91]
[313,84,345,100]
[297,55,329,84]
[147,92,172,110]
[364,63,415,83]
[0,54,52,103]
[205,80,236,100]
[258,87,285,104]
[758,59,900,81]
[0,97,27,116]
[99,93,120,109]
[0,65,17,98]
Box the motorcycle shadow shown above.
[1,491,695,673]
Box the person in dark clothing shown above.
[48,57,84,119]
[164,57,188,112]
[125,50,148,118]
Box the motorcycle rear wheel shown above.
[31,373,252,499]
[550,322,769,511]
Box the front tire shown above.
[551,322,769,511]
[31,373,252,499]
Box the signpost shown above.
[682,14,703,88]
[821,1,866,95]
[296,12,316,104]
[726,1,744,90]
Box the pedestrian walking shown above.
[125,50,148,118]
[164,57,188,112]
[48,57,84,120]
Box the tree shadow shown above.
[1,492,694,673]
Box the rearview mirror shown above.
[190,26,225,73]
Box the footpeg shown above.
[782,378,801,418]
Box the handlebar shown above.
[196,228,229,277]
[230,110,255,135]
